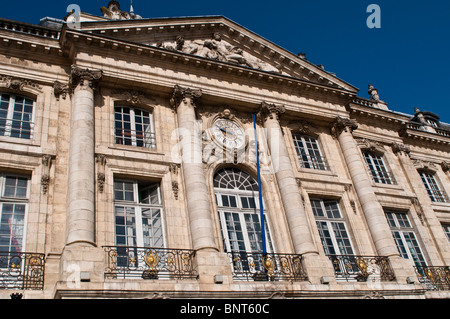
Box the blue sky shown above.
[2,0,449,122]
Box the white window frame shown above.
[0,93,35,140]
[385,210,427,268]
[0,174,30,255]
[113,179,165,249]
[310,198,354,256]
[363,151,394,184]
[292,134,327,170]
[214,168,274,254]
[442,224,450,243]
[114,105,156,149]
[419,171,447,203]
[216,189,273,254]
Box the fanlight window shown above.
[213,167,259,192]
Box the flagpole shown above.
[253,113,267,254]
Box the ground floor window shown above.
[310,198,354,256]
[0,174,29,256]
[114,179,164,267]
[214,168,273,254]
[385,210,426,268]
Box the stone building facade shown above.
[0,1,449,299]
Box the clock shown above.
[212,118,245,149]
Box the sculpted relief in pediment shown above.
[155,33,282,74]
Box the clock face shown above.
[212,119,245,149]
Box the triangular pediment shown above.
[74,16,357,92]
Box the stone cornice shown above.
[0,27,63,57]
[399,123,450,146]
[75,16,357,92]
[60,28,356,102]
[348,102,408,126]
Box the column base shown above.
[195,249,233,286]
[302,253,337,285]
[59,244,106,286]
[388,255,420,285]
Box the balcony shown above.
[103,246,198,280]
[415,266,450,291]
[0,252,45,290]
[328,255,396,282]
[227,251,308,282]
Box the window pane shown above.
[141,208,163,248]
[310,199,324,217]
[316,221,336,255]
[114,181,134,202]
[331,222,354,255]
[3,176,28,198]
[115,205,136,247]
[139,183,160,205]
[224,212,246,252]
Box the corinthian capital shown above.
[170,84,202,110]
[259,101,285,122]
[331,116,358,137]
[69,65,103,90]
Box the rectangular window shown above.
[442,224,450,243]
[310,198,354,256]
[420,171,446,203]
[0,93,35,140]
[292,134,327,170]
[363,152,393,184]
[114,180,164,248]
[0,175,29,255]
[114,106,156,149]
[385,210,426,268]
[217,193,273,254]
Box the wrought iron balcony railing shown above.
[103,246,198,280]
[415,266,450,291]
[0,252,45,290]
[328,255,396,282]
[227,251,308,282]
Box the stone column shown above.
[170,85,217,252]
[332,116,399,257]
[170,85,233,286]
[66,66,102,246]
[259,102,317,255]
[259,102,335,284]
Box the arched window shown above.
[214,168,273,254]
